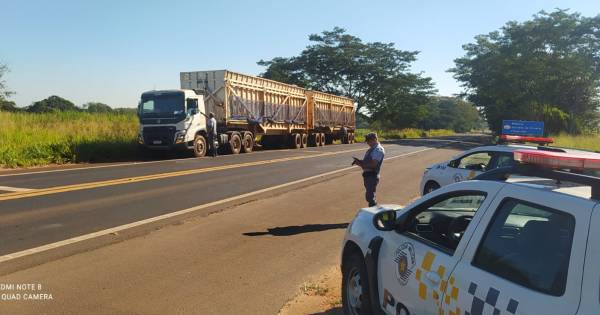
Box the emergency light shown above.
[499,134,554,145]
[514,150,600,170]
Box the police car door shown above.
[446,151,493,185]
[444,185,593,315]
[377,181,500,315]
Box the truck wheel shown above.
[229,132,242,154]
[319,133,326,146]
[342,134,349,144]
[314,133,321,147]
[342,251,372,315]
[242,132,254,153]
[301,133,308,148]
[193,135,207,157]
[325,134,334,145]
[290,133,302,149]
[308,134,317,147]
[350,133,355,144]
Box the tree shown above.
[0,99,19,112]
[0,63,14,101]
[420,97,481,132]
[83,102,113,113]
[27,95,78,113]
[451,10,600,134]
[258,27,436,125]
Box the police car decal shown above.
[464,282,519,315]
[415,251,461,315]
[394,242,416,286]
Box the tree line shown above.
[258,9,599,134]
[0,93,134,114]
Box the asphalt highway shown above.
[0,137,481,314]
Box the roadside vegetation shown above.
[552,134,600,153]
[0,111,139,167]
[353,128,455,142]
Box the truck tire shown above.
[342,134,349,144]
[301,133,308,148]
[193,135,207,157]
[349,133,355,144]
[242,132,254,153]
[325,134,334,145]
[290,133,302,149]
[308,133,317,147]
[229,132,242,154]
[320,133,326,146]
[314,133,322,147]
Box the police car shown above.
[420,135,567,195]
[341,149,600,315]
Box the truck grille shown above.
[143,126,176,146]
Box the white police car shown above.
[420,135,567,195]
[341,149,600,315]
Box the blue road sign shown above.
[502,120,544,136]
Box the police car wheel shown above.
[342,252,372,315]
[423,181,440,195]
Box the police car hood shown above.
[358,204,404,215]
[426,161,447,170]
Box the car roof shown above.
[459,144,597,157]
[506,177,593,200]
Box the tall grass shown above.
[354,128,455,142]
[552,133,600,152]
[0,111,139,168]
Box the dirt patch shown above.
[278,266,343,315]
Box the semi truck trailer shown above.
[137,70,356,157]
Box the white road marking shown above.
[0,147,433,263]
[0,186,33,192]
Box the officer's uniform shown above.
[362,142,385,207]
[207,116,218,157]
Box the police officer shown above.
[353,132,385,207]
[206,112,218,157]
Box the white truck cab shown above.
[342,149,600,315]
[137,89,209,156]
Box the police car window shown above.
[472,198,575,296]
[495,153,515,168]
[457,152,492,171]
[407,193,486,254]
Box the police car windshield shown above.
[429,195,484,212]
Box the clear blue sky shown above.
[2,0,599,108]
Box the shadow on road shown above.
[243,223,349,237]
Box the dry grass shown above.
[0,111,139,168]
[552,133,600,152]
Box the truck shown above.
[137,70,356,157]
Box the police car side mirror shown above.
[372,210,397,231]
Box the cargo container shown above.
[137,70,356,157]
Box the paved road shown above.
[0,137,480,314]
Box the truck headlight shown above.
[175,133,185,144]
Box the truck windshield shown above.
[139,92,185,117]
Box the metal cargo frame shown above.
[181,70,309,135]
[307,91,355,132]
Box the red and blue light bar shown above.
[514,149,600,170]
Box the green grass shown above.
[552,133,600,152]
[354,128,455,142]
[0,111,139,168]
